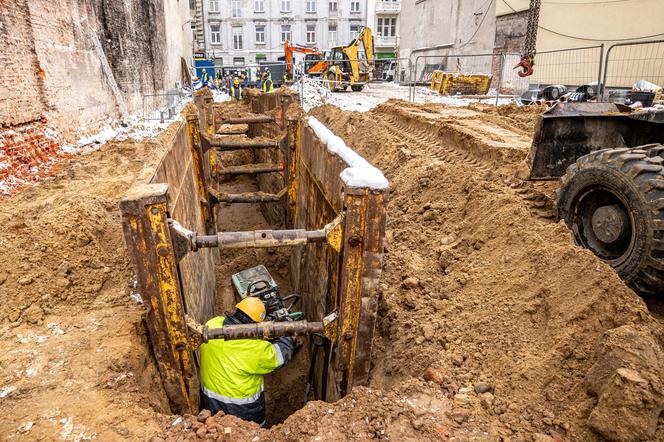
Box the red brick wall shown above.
[0,120,65,196]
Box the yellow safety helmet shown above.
[233,78,240,86]
[236,297,266,323]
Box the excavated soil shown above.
[2,97,663,441]
[0,125,181,440]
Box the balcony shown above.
[376,1,401,13]
[375,35,397,48]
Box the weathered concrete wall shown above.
[400,0,497,76]
[0,0,192,140]
[0,0,46,127]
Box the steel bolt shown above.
[157,246,169,257]
[151,207,159,214]
[348,236,361,247]
[344,332,353,340]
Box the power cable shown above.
[543,0,638,4]
[458,0,497,48]
[502,0,664,41]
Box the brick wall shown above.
[494,11,528,54]
[0,0,191,195]
[0,120,65,195]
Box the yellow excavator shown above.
[325,26,374,92]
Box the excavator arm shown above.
[342,27,375,82]
[284,41,324,76]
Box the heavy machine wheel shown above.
[351,84,364,92]
[327,73,337,92]
[556,146,664,295]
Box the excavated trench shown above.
[210,158,311,426]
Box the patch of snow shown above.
[25,367,37,378]
[212,88,231,103]
[59,417,96,441]
[0,385,17,398]
[17,421,34,433]
[292,79,515,113]
[307,117,388,190]
[47,323,66,335]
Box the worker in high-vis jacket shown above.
[261,72,274,93]
[199,297,295,426]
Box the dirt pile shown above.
[0,123,185,439]
[309,101,664,440]
[157,381,481,441]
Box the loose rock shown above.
[402,277,419,289]
[474,382,492,394]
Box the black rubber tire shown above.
[351,84,364,92]
[556,146,664,296]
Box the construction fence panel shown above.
[602,39,664,98]
[521,45,604,93]
[409,46,605,102]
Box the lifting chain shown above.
[514,0,542,77]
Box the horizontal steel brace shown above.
[186,313,338,347]
[211,139,280,150]
[223,115,275,124]
[196,228,326,249]
[220,163,283,175]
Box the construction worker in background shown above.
[261,72,273,93]
[200,68,210,86]
[230,77,243,101]
[199,297,295,426]
[215,70,223,89]
[243,69,249,88]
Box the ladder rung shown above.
[221,163,283,175]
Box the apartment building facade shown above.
[195,0,369,67]
[367,0,400,59]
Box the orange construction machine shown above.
[282,42,328,78]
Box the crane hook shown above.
[514,55,534,77]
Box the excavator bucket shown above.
[528,102,664,180]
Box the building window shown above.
[329,1,337,12]
[328,24,337,46]
[255,25,265,44]
[306,0,316,13]
[210,24,221,44]
[377,17,396,37]
[209,0,219,13]
[233,27,243,49]
[350,24,360,38]
[255,0,264,12]
[306,24,316,44]
[281,0,291,12]
[233,57,245,66]
[281,24,292,42]
[350,1,360,13]
[232,0,241,17]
